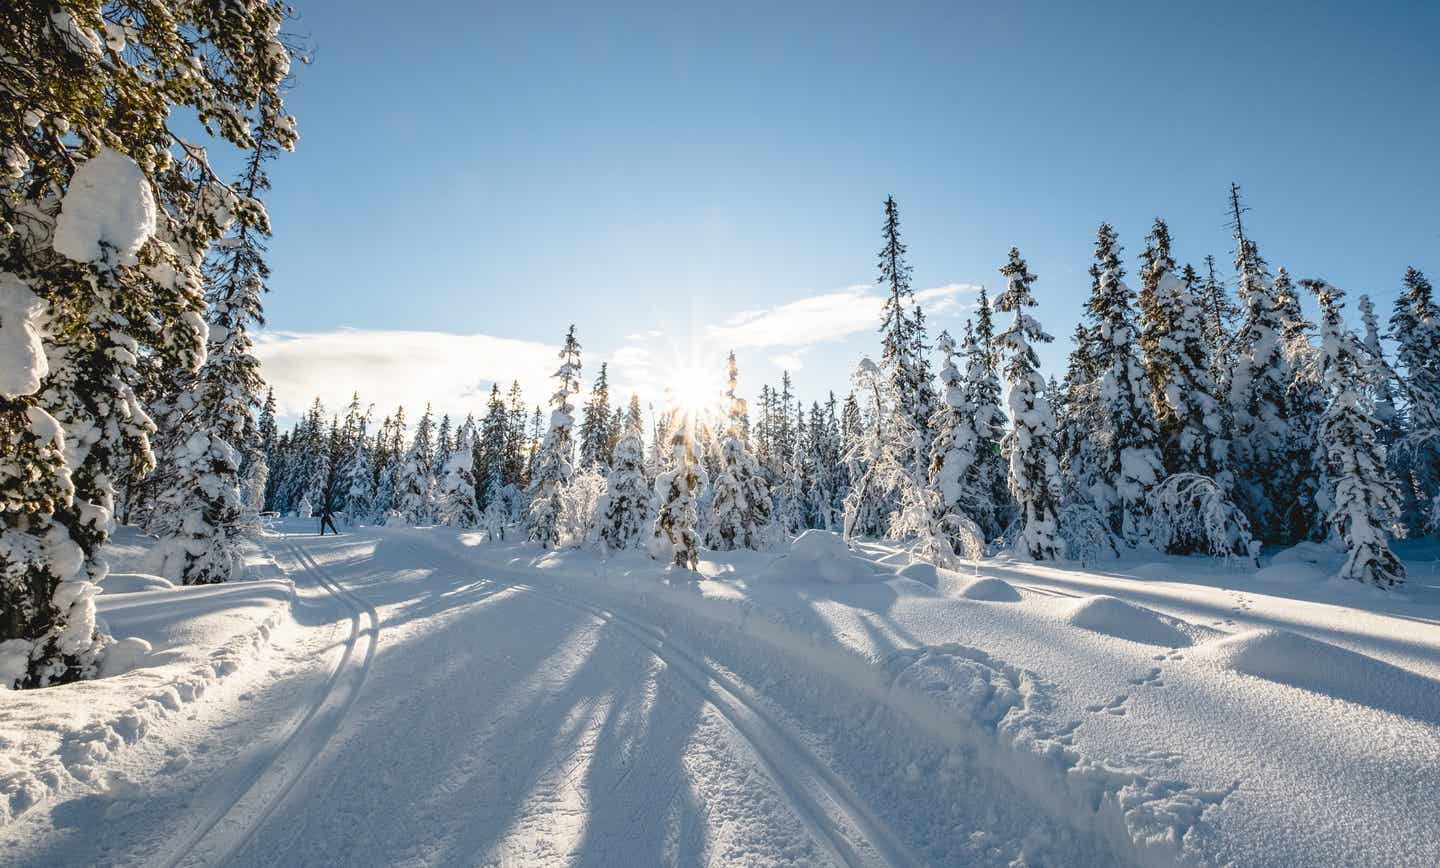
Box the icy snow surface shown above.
[2,522,1438,866]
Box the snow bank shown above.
[0,538,293,827]
[1191,629,1440,724]
[99,572,174,593]
[1253,561,1329,584]
[895,561,938,587]
[52,148,156,266]
[1063,595,1192,647]
[757,530,889,585]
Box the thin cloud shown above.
[705,283,979,350]
[254,328,558,424]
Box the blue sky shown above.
[254,0,1439,425]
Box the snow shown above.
[1191,628,1440,725]
[51,148,157,266]
[757,530,888,584]
[1062,595,1192,647]
[0,272,47,399]
[4,522,1439,866]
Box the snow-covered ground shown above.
[3,521,1438,867]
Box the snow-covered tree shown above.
[1225,185,1296,541]
[1083,224,1164,543]
[1,1,297,688]
[345,422,374,522]
[557,466,606,547]
[578,362,613,470]
[650,412,703,570]
[1139,222,1229,481]
[394,438,434,526]
[709,355,771,550]
[437,431,481,529]
[995,248,1065,560]
[928,327,994,546]
[1390,267,1440,531]
[598,420,651,553]
[529,325,582,549]
[1305,279,1405,588]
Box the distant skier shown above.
[319,504,339,536]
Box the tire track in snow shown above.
[411,543,920,868]
[159,538,379,868]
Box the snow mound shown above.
[1063,595,1191,646]
[1253,561,1329,584]
[100,572,174,594]
[98,637,153,677]
[958,576,1021,601]
[1191,629,1440,724]
[884,644,1027,727]
[52,148,156,265]
[757,530,888,585]
[1270,540,1341,566]
[895,562,938,588]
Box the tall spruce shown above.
[1305,279,1405,588]
[528,326,582,548]
[995,248,1065,560]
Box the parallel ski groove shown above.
[161,536,379,868]
[411,542,920,868]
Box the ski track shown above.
[408,541,921,868]
[157,534,379,868]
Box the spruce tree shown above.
[1390,267,1440,530]
[1086,224,1165,542]
[0,2,297,687]
[929,327,994,543]
[578,362,613,469]
[528,326,581,549]
[1140,221,1229,481]
[599,417,651,553]
[650,412,702,570]
[1225,184,1295,541]
[438,429,480,528]
[1304,279,1405,588]
[709,354,771,549]
[995,248,1065,560]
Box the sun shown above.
[665,363,720,416]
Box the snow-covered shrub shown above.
[1148,473,1257,560]
[1057,500,1118,562]
[296,494,313,519]
[558,466,607,548]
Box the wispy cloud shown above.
[705,282,979,350]
[254,328,558,423]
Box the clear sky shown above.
[254,0,1439,427]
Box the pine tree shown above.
[528,326,581,549]
[1274,267,1325,542]
[1305,279,1405,588]
[875,195,927,472]
[995,248,1065,560]
[1200,254,1239,383]
[345,419,374,522]
[709,354,771,549]
[1225,184,1296,541]
[578,362,613,469]
[929,327,993,544]
[0,3,297,688]
[1139,221,1229,481]
[438,429,480,528]
[969,287,1012,532]
[1084,224,1164,542]
[1390,267,1440,531]
[599,417,652,553]
[650,412,703,570]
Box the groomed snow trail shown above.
[148,538,380,868]
[407,543,921,868]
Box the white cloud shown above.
[769,351,806,371]
[623,329,663,342]
[254,328,558,424]
[705,282,979,350]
